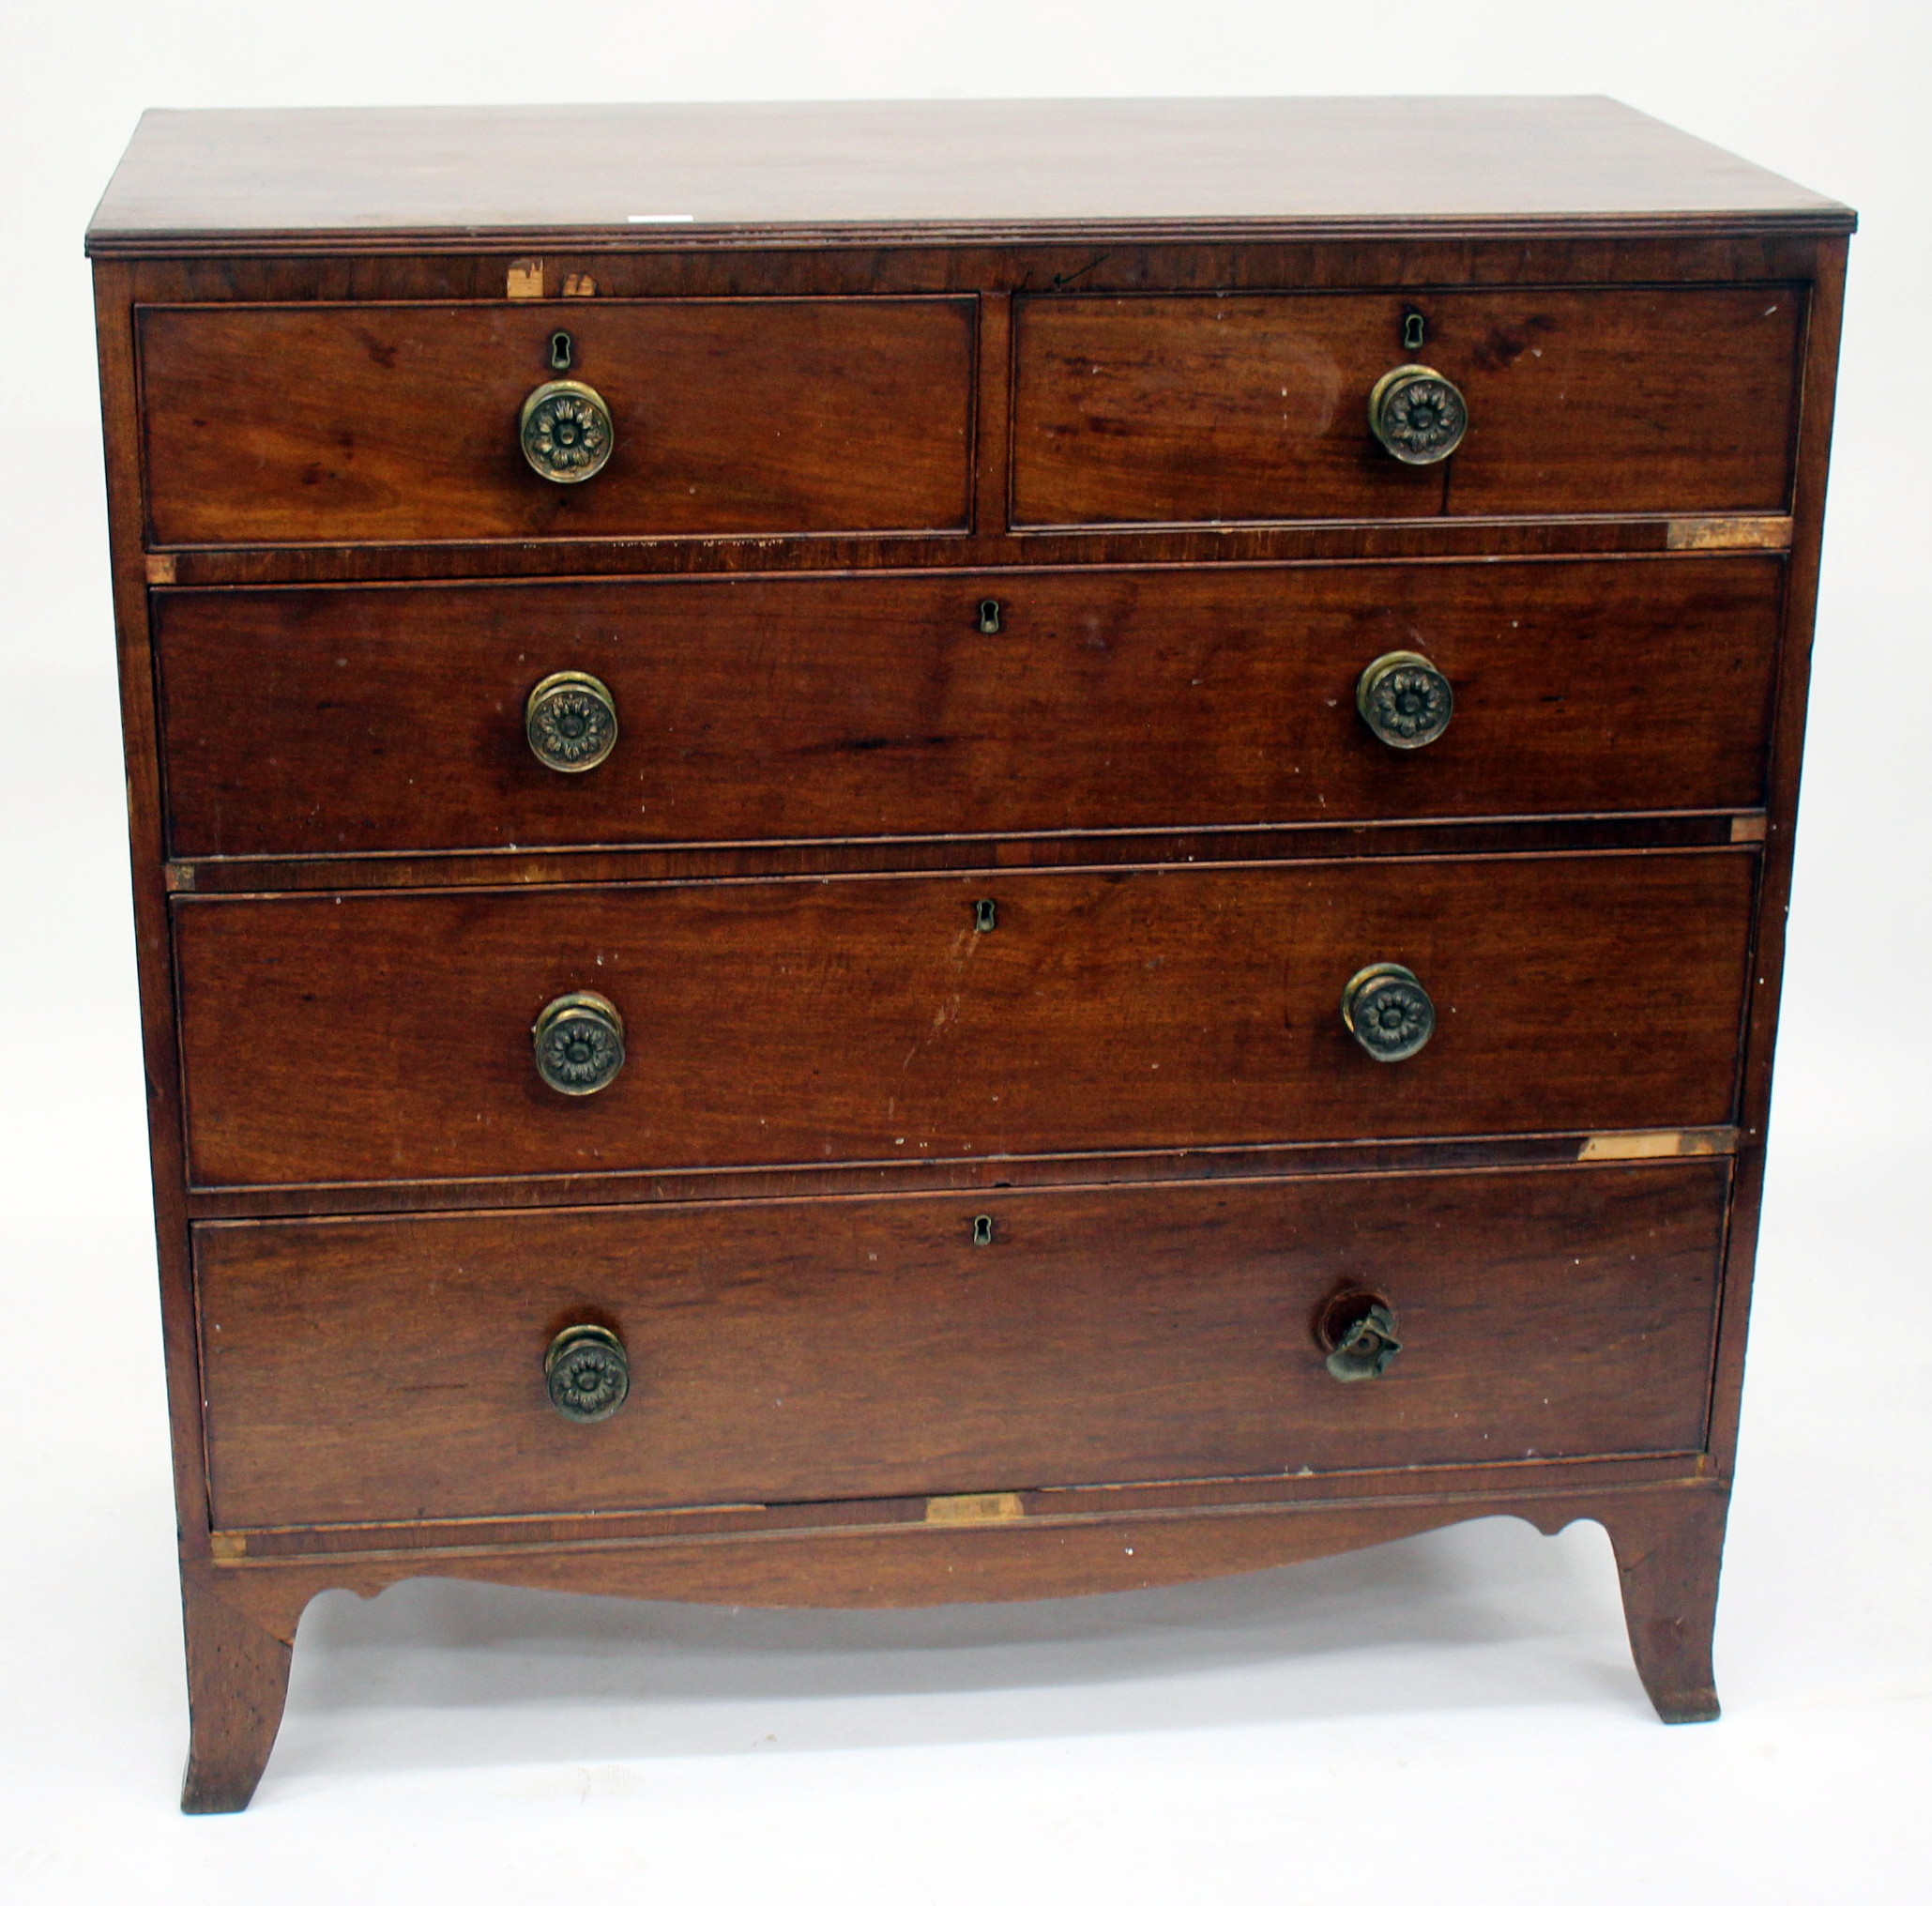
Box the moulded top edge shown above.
[85,97,1855,254]
[84,209,1859,261]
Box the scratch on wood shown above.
[904,926,981,1069]
[1051,253,1112,290]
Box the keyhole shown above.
[971,1215,995,1246]
[977,599,1003,634]
[973,898,997,933]
[1403,312,1426,351]
[550,329,574,372]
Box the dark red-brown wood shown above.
[1709,237,1849,1488]
[175,1479,1729,1806]
[154,556,1783,860]
[140,298,976,545]
[172,850,1756,1189]
[178,1569,297,1813]
[1012,288,1802,526]
[87,98,1850,255]
[197,1161,1727,1529]
[107,226,1843,593]
[92,263,226,1612]
[1605,1482,1728,1722]
[86,99,1847,1809]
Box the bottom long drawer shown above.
[195,1161,1728,1530]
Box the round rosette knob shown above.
[1341,963,1437,1063]
[1368,364,1468,465]
[519,378,614,483]
[526,670,618,772]
[533,990,626,1096]
[1357,650,1454,750]
[544,1323,631,1423]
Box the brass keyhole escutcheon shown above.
[533,990,626,1096]
[1368,364,1468,465]
[1357,651,1453,750]
[544,1323,630,1422]
[520,378,614,483]
[1341,963,1437,1063]
[526,670,618,772]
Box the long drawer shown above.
[138,297,976,545]
[1013,286,1802,526]
[196,1162,1728,1529]
[154,557,1783,860]
[173,850,1755,1189]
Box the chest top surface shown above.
[85,95,1851,253]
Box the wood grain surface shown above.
[1708,236,1849,1487]
[173,850,1756,1188]
[140,298,975,545]
[154,556,1783,860]
[1013,287,1802,525]
[87,99,1849,253]
[196,1161,1728,1528]
[178,1573,295,1812]
[171,1477,1729,1807]
[85,98,1850,1805]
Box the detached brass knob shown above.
[533,990,626,1096]
[526,670,617,772]
[520,378,614,483]
[1342,963,1436,1062]
[1357,651,1453,749]
[545,1323,630,1422]
[1368,365,1468,465]
[1316,1292,1403,1382]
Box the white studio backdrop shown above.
[1,4,1926,1899]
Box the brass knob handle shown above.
[1342,963,1436,1062]
[526,670,618,772]
[545,1323,630,1422]
[1368,365,1468,465]
[1357,651,1453,750]
[1316,1291,1403,1382]
[520,378,614,483]
[533,990,626,1096]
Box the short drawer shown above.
[138,298,975,545]
[173,850,1754,1189]
[1013,286,1802,526]
[196,1162,1727,1529]
[155,556,1782,860]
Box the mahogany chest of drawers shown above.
[86,97,1852,1810]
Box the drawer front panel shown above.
[156,556,1782,860]
[175,852,1754,1188]
[197,1163,1727,1529]
[139,299,975,545]
[1013,287,1801,526]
